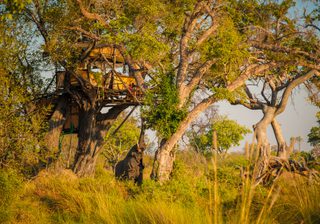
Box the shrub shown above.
[0,170,22,223]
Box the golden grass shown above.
[2,152,319,224]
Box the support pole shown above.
[112,106,137,135]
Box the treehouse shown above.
[42,45,144,133]
[56,70,140,93]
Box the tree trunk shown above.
[271,119,296,160]
[72,105,127,177]
[271,119,287,159]
[151,139,176,182]
[254,106,276,176]
[151,99,213,182]
[45,94,69,164]
[72,107,97,176]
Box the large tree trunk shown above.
[72,107,97,176]
[151,139,176,182]
[271,119,295,159]
[72,105,127,177]
[151,99,213,182]
[254,106,276,176]
[271,119,288,158]
[45,94,69,165]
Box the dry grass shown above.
[1,151,319,224]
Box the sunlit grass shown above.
[1,151,319,224]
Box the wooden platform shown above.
[39,44,144,133]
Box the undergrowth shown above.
[1,151,319,224]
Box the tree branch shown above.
[250,41,320,64]
[185,59,217,92]
[232,99,263,110]
[244,85,254,100]
[116,44,146,92]
[25,8,48,42]
[96,105,128,122]
[76,0,111,30]
[227,62,276,92]
[177,1,205,87]
[261,81,270,104]
[65,26,101,41]
[194,4,219,47]
[276,69,320,115]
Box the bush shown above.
[0,170,22,223]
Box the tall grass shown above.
[273,173,320,224]
[221,141,280,224]
[3,149,319,224]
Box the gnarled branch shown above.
[276,69,319,115]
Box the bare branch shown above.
[276,69,320,115]
[244,85,254,100]
[232,100,263,110]
[80,41,96,61]
[186,59,217,92]
[227,62,276,92]
[250,41,320,64]
[306,24,320,32]
[270,87,278,106]
[25,8,48,42]
[177,1,205,86]
[261,81,270,104]
[194,4,219,47]
[116,44,146,92]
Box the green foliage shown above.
[0,20,47,174]
[202,16,247,64]
[210,87,235,102]
[0,170,23,223]
[213,118,251,150]
[0,0,30,20]
[308,112,320,146]
[0,152,318,224]
[143,71,187,139]
[202,16,249,87]
[188,117,251,155]
[0,70,47,174]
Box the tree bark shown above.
[253,106,276,176]
[271,119,287,158]
[151,139,176,182]
[45,94,69,162]
[151,97,216,182]
[72,104,127,177]
[72,107,97,176]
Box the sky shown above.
[216,87,318,152]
